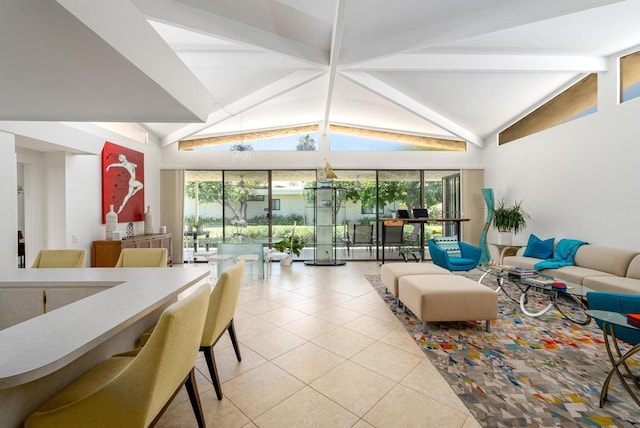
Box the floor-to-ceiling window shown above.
[377,170,421,261]
[223,171,269,239]
[271,170,316,261]
[184,168,461,262]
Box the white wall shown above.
[9,125,163,267]
[483,60,640,251]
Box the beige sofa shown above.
[503,244,640,294]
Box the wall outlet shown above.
[71,233,78,243]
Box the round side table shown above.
[489,243,525,264]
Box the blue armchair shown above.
[586,292,640,346]
[427,239,481,271]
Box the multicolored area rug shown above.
[366,271,640,427]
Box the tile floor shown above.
[157,261,481,428]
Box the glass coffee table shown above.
[478,265,592,325]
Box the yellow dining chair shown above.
[25,283,211,428]
[115,248,168,267]
[31,249,86,268]
[201,259,245,400]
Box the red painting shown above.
[102,141,144,223]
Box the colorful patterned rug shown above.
[366,271,640,427]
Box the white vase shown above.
[144,206,153,235]
[498,231,513,245]
[106,204,118,240]
[280,255,293,266]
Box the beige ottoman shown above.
[398,274,498,332]
[380,262,451,297]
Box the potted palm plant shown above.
[492,199,529,245]
[273,235,304,265]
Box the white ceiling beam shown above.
[345,54,609,72]
[161,70,324,146]
[342,71,483,148]
[56,0,213,122]
[133,0,327,66]
[342,0,625,65]
[175,50,315,69]
[321,0,348,135]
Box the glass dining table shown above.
[214,237,282,279]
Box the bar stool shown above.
[206,253,234,281]
[236,254,259,278]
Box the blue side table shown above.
[587,310,640,407]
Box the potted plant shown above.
[492,199,529,245]
[273,235,304,266]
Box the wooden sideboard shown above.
[91,233,173,267]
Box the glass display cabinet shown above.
[305,187,346,266]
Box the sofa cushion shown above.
[584,276,640,294]
[626,255,640,279]
[522,234,554,259]
[539,266,614,285]
[573,245,639,277]
[502,255,539,269]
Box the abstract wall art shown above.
[102,141,144,223]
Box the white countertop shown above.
[0,267,209,388]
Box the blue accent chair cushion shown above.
[586,291,640,346]
[428,239,481,272]
[433,235,461,257]
[523,234,555,259]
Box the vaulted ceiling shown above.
[2,0,640,149]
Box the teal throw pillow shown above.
[434,235,461,258]
[523,234,554,259]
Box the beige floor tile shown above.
[286,298,332,314]
[310,361,396,417]
[311,327,376,359]
[253,386,359,428]
[400,359,469,414]
[312,290,355,305]
[351,420,375,428]
[241,326,307,360]
[342,314,401,340]
[196,343,268,384]
[157,387,250,428]
[338,295,390,314]
[238,299,283,315]
[312,305,363,325]
[280,314,339,340]
[168,261,476,427]
[364,305,401,322]
[363,384,468,428]
[266,291,309,305]
[223,362,304,419]
[258,306,307,326]
[233,306,253,320]
[351,341,424,382]
[378,328,425,357]
[293,286,331,298]
[235,315,277,338]
[272,342,345,383]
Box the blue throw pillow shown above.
[523,234,554,259]
[434,235,461,257]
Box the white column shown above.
[0,132,18,268]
